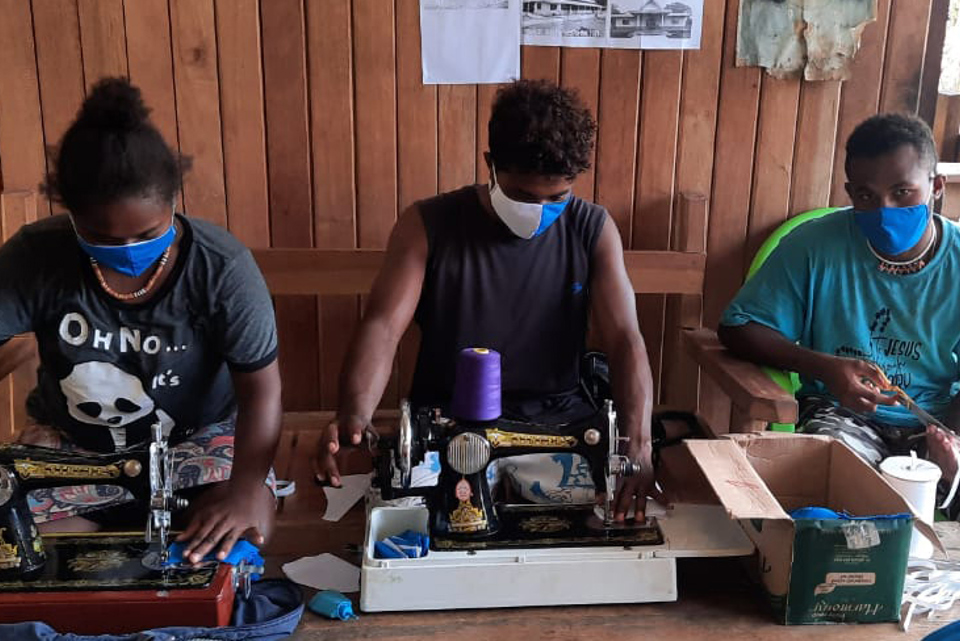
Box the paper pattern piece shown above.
[282,553,361,593]
[420,0,521,84]
[522,0,703,50]
[323,473,372,522]
[737,0,877,80]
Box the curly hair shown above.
[845,113,938,174]
[44,77,189,215]
[488,79,597,179]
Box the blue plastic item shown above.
[308,590,358,620]
[374,529,430,559]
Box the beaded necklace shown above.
[89,247,171,301]
[866,221,938,275]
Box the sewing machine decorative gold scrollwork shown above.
[14,460,123,481]
[484,429,578,449]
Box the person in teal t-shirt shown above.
[719,114,958,491]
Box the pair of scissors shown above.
[865,363,957,437]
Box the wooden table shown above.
[267,430,959,640]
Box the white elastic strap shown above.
[274,479,297,498]
[939,441,960,510]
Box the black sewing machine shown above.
[0,423,183,580]
[375,399,664,551]
[0,423,247,633]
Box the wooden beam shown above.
[253,248,707,297]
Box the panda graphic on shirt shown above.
[59,361,175,451]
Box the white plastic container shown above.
[880,455,942,559]
[360,503,753,612]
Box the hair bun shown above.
[79,77,150,131]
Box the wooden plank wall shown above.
[0,0,940,434]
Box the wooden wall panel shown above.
[262,0,319,411]
[880,0,932,114]
[32,0,85,214]
[216,0,269,248]
[396,0,436,405]
[353,0,399,407]
[125,0,180,158]
[634,51,683,401]
[0,0,942,430]
[745,77,800,265]
[700,0,761,430]
[0,0,46,196]
[77,0,127,89]
[662,0,724,410]
[309,0,359,409]
[170,0,227,227]
[560,48,601,200]
[594,50,640,242]
[789,81,842,216]
[829,0,892,205]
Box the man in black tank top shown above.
[314,80,662,520]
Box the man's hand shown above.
[818,356,899,414]
[177,481,273,565]
[312,414,370,487]
[613,442,664,522]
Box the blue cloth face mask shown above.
[489,164,570,239]
[74,215,177,277]
[853,203,931,256]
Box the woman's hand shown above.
[176,480,274,565]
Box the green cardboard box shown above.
[685,433,941,624]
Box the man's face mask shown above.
[489,164,570,239]
[73,209,177,277]
[853,180,934,256]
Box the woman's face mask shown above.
[72,200,178,277]
[489,164,571,239]
[853,202,931,256]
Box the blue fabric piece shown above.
[789,506,912,521]
[789,507,841,519]
[307,591,358,621]
[721,210,960,427]
[0,579,303,640]
[75,221,177,277]
[925,619,960,640]
[163,539,264,580]
[854,203,930,256]
[374,529,429,559]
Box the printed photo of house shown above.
[522,0,609,38]
[611,0,693,39]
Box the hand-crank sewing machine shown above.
[375,399,663,550]
[360,348,756,612]
[0,423,252,634]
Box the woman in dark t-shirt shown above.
[0,78,280,565]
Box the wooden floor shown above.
[262,429,960,640]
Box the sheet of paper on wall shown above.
[420,0,521,84]
[737,0,877,81]
[521,0,703,50]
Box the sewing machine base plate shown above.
[361,504,756,612]
[0,535,234,634]
[433,504,664,551]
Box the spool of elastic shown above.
[450,347,502,422]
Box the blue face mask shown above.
[488,164,571,239]
[853,203,930,256]
[74,216,177,277]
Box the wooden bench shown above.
[0,191,792,440]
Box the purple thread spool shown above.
[450,347,502,422]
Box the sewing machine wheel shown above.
[397,400,414,489]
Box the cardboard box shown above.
[685,433,940,624]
